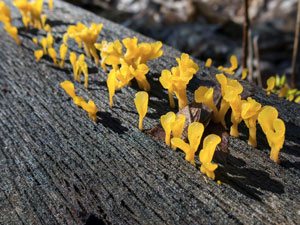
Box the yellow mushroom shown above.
[107,69,117,107]
[218,55,238,75]
[41,37,47,54]
[257,106,285,163]
[44,24,51,33]
[199,134,221,180]
[69,52,77,80]
[34,49,44,62]
[241,97,261,147]
[59,44,68,68]
[60,80,76,98]
[4,24,21,45]
[205,58,212,67]
[48,0,53,10]
[241,68,248,80]
[0,2,11,25]
[134,91,149,130]
[265,76,275,95]
[73,96,85,107]
[47,33,54,48]
[161,112,176,146]
[32,37,38,45]
[81,100,98,122]
[278,85,289,98]
[48,48,57,66]
[171,114,186,150]
[194,86,218,122]
[171,122,204,166]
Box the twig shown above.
[291,0,300,88]
[248,29,253,82]
[253,36,262,87]
[242,0,249,69]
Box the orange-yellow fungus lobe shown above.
[171,122,204,166]
[34,50,43,62]
[134,91,149,130]
[199,134,221,180]
[60,80,76,98]
[82,100,98,122]
[48,0,53,10]
[73,96,85,107]
[241,68,248,80]
[59,44,68,68]
[44,24,51,33]
[161,112,176,146]
[48,48,57,66]
[41,37,47,54]
[32,37,38,45]
[205,58,212,67]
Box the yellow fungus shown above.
[241,97,261,147]
[161,112,176,146]
[278,85,289,98]
[107,69,117,107]
[34,49,43,62]
[63,33,68,45]
[241,68,248,80]
[48,48,57,66]
[199,134,221,180]
[217,180,221,184]
[73,96,85,107]
[44,24,51,33]
[205,58,212,67]
[47,33,54,48]
[59,44,68,68]
[41,37,47,54]
[81,100,98,122]
[171,122,204,166]
[258,106,285,163]
[218,55,238,75]
[67,22,103,65]
[41,14,47,28]
[295,96,300,103]
[134,91,148,130]
[160,53,198,109]
[4,24,21,45]
[70,52,77,80]
[171,114,186,150]
[32,37,38,45]
[265,76,275,95]
[0,2,11,25]
[48,0,53,10]
[194,86,218,122]
[60,80,76,98]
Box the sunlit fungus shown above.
[60,80,76,98]
[241,68,248,80]
[44,24,51,33]
[161,112,176,146]
[205,58,212,67]
[159,53,198,109]
[278,85,289,98]
[134,91,149,130]
[47,33,54,48]
[32,37,38,45]
[67,22,103,65]
[0,1,11,25]
[265,76,275,95]
[59,44,68,68]
[48,0,53,10]
[4,24,21,45]
[73,96,85,107]
[171,114,186,150]
[13,0,44,30]
[241,97,262,147]
[81,100,98,122]
[34,49,43,62]
[171,122,204,166]
[199,134,221,180]
[70,52,77,80]
[41,37,47,54]
[257,106,285,163]
[48,47,57,66]
[218,55,238,75]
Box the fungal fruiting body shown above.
[258,106,285,163]
[134,91,149,130]
[70,52,77,79]
[41,37,47,54]
[241,97,261,147]
[170,114,186,150]
[171,122,204,166]
[48,48,58,66]
[161,112,176,146]
[34,50,44,62]
[59,44,68,68]
[4,24,21,45]
[67,22,103,65]
[82,100,98,122]
[159,53,198,109]
[13,0,44,30]
[95,37,163,92]
[241,68,248,80]
[60,80,76,98]
[69,53,89,88]
[107,69,117,107]
[265,76,275,95]
[199,134,221,180]
[205,58,212,67]
[48,0,53,10]
[194,86,218,122]
[218,55,238,75]
[0,2,11,25]
[223,78,244,137]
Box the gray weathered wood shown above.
[0,0,300,224]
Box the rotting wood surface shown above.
[0,0,300,224]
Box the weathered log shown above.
[0,0,300,224]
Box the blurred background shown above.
[63,0,299,86]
